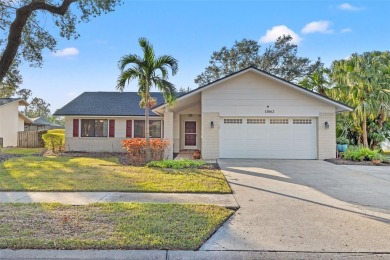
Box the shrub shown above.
[122,138,170,165]
[336,136,350,145]
[42,130,65,153]
[372,153,384,162]
[343,146,378,161]
[147,159,206,169]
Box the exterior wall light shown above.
[211,121,214,128]
[325,121,329,129]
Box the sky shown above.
[16,0,390,112]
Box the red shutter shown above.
[73,119,79,137]
[109,120,115,137]
[126,120,132,138]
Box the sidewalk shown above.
[0,191,238,208]
[0,249,387,260]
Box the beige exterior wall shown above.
[0,102,20,147]
[202,71,334,117]
[318,112,336,159]
[201,112,220,159]
[173,114,180,153]
[18,117,25,132]
[200,71,339,159]
[65,116,163,153]
[164,111,174,159]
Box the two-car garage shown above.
[220,117,317,159]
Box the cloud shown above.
[260,25,302,44]
[341,28,352,33]
[302,21,333,34]
[53,47,79,57]
[338,3,362,11]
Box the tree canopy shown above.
[194,36,321,86]
[329,51,390,148]
[0,0,122,87]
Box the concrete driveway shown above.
[201,160,390,252]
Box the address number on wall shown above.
[265,110,275,113]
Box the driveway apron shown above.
[201,159,390,252]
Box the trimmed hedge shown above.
[42,129,65,153]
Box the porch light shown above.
[211,121,214,128]
[325,121,329,129]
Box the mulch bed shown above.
[325,158,390,166]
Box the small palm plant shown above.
[117,38,178,162]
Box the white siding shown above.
[202,71,334,117]
[0,102,20,147]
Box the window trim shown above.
[80,119,109,138]
[134,119,162,138]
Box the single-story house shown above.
[24,116,64,131]
[54,66,352,159]
[0,98,30,147]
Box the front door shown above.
[185,121,197,148]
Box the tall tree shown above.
[25,97,51,118]
[117,38,178,162]
[0,0,121,84]
[299,66,331,96]
[195,36,321,86]
[330,51,390,147]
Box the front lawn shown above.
[0,156,231,193]
[0,203,233,250]
[0,147,44,155]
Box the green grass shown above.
[0,156,231,193]
[0,148,44,155]
[0,203,234,250]
[147,159,206,169]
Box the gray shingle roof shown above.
[54,92,165,116]
[0,98,22,107]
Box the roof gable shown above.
[0,98,28,107]
[153,66,353,113]
[54,92,165,116]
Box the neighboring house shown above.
[55,67,352,159]
[24,117,64,131]
[0,98,30,147]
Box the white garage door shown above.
[220,118,317,159]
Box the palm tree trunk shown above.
[145,86,152,163]
[362,116,369,148]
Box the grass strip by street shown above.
[0,203,234,250]
[0,156,231,193]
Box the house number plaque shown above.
[265,110,275,113]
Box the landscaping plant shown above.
[343,146,379,161]
[122,138,170,165]
[147,159,206,169]
[42,129,65,153]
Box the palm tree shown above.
[299,66,331,96]
[330,51,390,147]
[117,38,178,162]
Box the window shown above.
[81,119,108,137]
[247,119,265,124]
[224,119,242,124]
[270,119,289,124]
[293,119,312,124]
[134,120,162,138]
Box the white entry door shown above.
[220,118,317,159]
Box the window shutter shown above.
[109,120,115,137]
[73,119,79,137]
[126,120,132,138]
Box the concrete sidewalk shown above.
[0,191,238,208]
[0,249,388,259]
